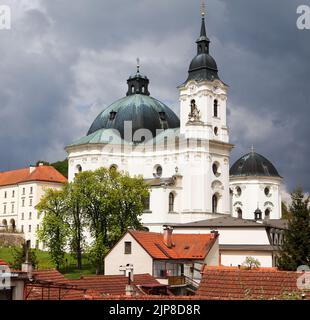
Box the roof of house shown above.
[0,165,67,187]
[25,269,164,300]
[0,259,8,265]
[128,230,217,260]
[196,266,309,300]
[70,273,162,296]
[172,216,288,229]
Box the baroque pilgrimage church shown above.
[0,8,286,268]
[66,12,283,229]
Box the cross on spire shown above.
[136,57,140,74]
[201,0,206,17]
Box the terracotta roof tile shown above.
[197,267,310,300]
[129,230,216,260]
[0,259,8,265]
[0,165,67,187]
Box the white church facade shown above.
[66,12,283,235]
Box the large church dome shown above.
[230,151,281,178]
[87,67,180,142]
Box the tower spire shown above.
[136,57,140,74]
[196,0,210,54]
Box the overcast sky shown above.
[0,0,309,194]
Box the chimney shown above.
[21,240,33,278]
[29,165,36,174]
[163,226,173,248]
[210,230,219,239]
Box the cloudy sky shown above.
[0,0,309,194]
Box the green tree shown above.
[36,188,69,270]
[11,244,38,270]
[282,201,292,219]
[74,167,149,274]
[278,187,310,270]
[64,182,86,269]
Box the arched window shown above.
[143,194,150,211]
[131,85,135,93]
[169,193,175,212]
[76,165,82,173]
[214,99,218,117]
[212,194,218,213]
[265,208,270,219]
[2,219,8,230]
[237,208,243,219]
[142,85,145,93]
[214,127,218,136]
[10,219,16,231]
[109,164,118,172]
[236,186,242,197]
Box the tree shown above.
[278,187,310,270]
[282,201,292,219]
[74,167,149,274]
[11,244,38,270]
[242,256,261,270]
[64,183,86,269]
[36,188,69,270]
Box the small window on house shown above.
[3,205,6,214]
[21,225,24,233]
[30,187,33,194]
[22,199,25,207]
[22,188,25,195]
[12,190,15,198]
[4,191,7,199]
[169,192,175,212]
[21,213,24,220]
[28,225,31,232]
[124,241,132,254]
[11,204,14,213]
[29,199,33,207]
[35,240,39,249]
[214,100,218,117]
[37,224,39,231]
[29,212,32,220]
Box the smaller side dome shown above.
[230,152,281,178]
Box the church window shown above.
[264,187,270,196]
[169,193,175,212]
[76,165,82,174]
[109,164,118,171]
[265,209,270,219]
[214,100,218,117]
[237,208,243,219]
[159,111,166,121]
[212,162,221,177]
[212,194,218,213]
[214,127,218,136]
[131,85,135,94]
[142,85,145,93]
[154,165,163,178]
[143,194,150,211]
[236,186,242,197]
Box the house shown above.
[196,265,310,300]
[104,227,219,287]
[0,164,67,248]
[172,216,287,267]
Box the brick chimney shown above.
[163,226,173,248]
[210,230,219,239]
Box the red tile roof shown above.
[25,270,164,300]
[0,165,67,187]
[0,259,8,265]
[129,230,217,260]
[197,266,309,300]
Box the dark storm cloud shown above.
[0,0,309,193]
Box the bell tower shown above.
[178,7,229,143]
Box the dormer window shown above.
[159,111,166,121]
[109,111,117,121]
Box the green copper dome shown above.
[87,94,180,142]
